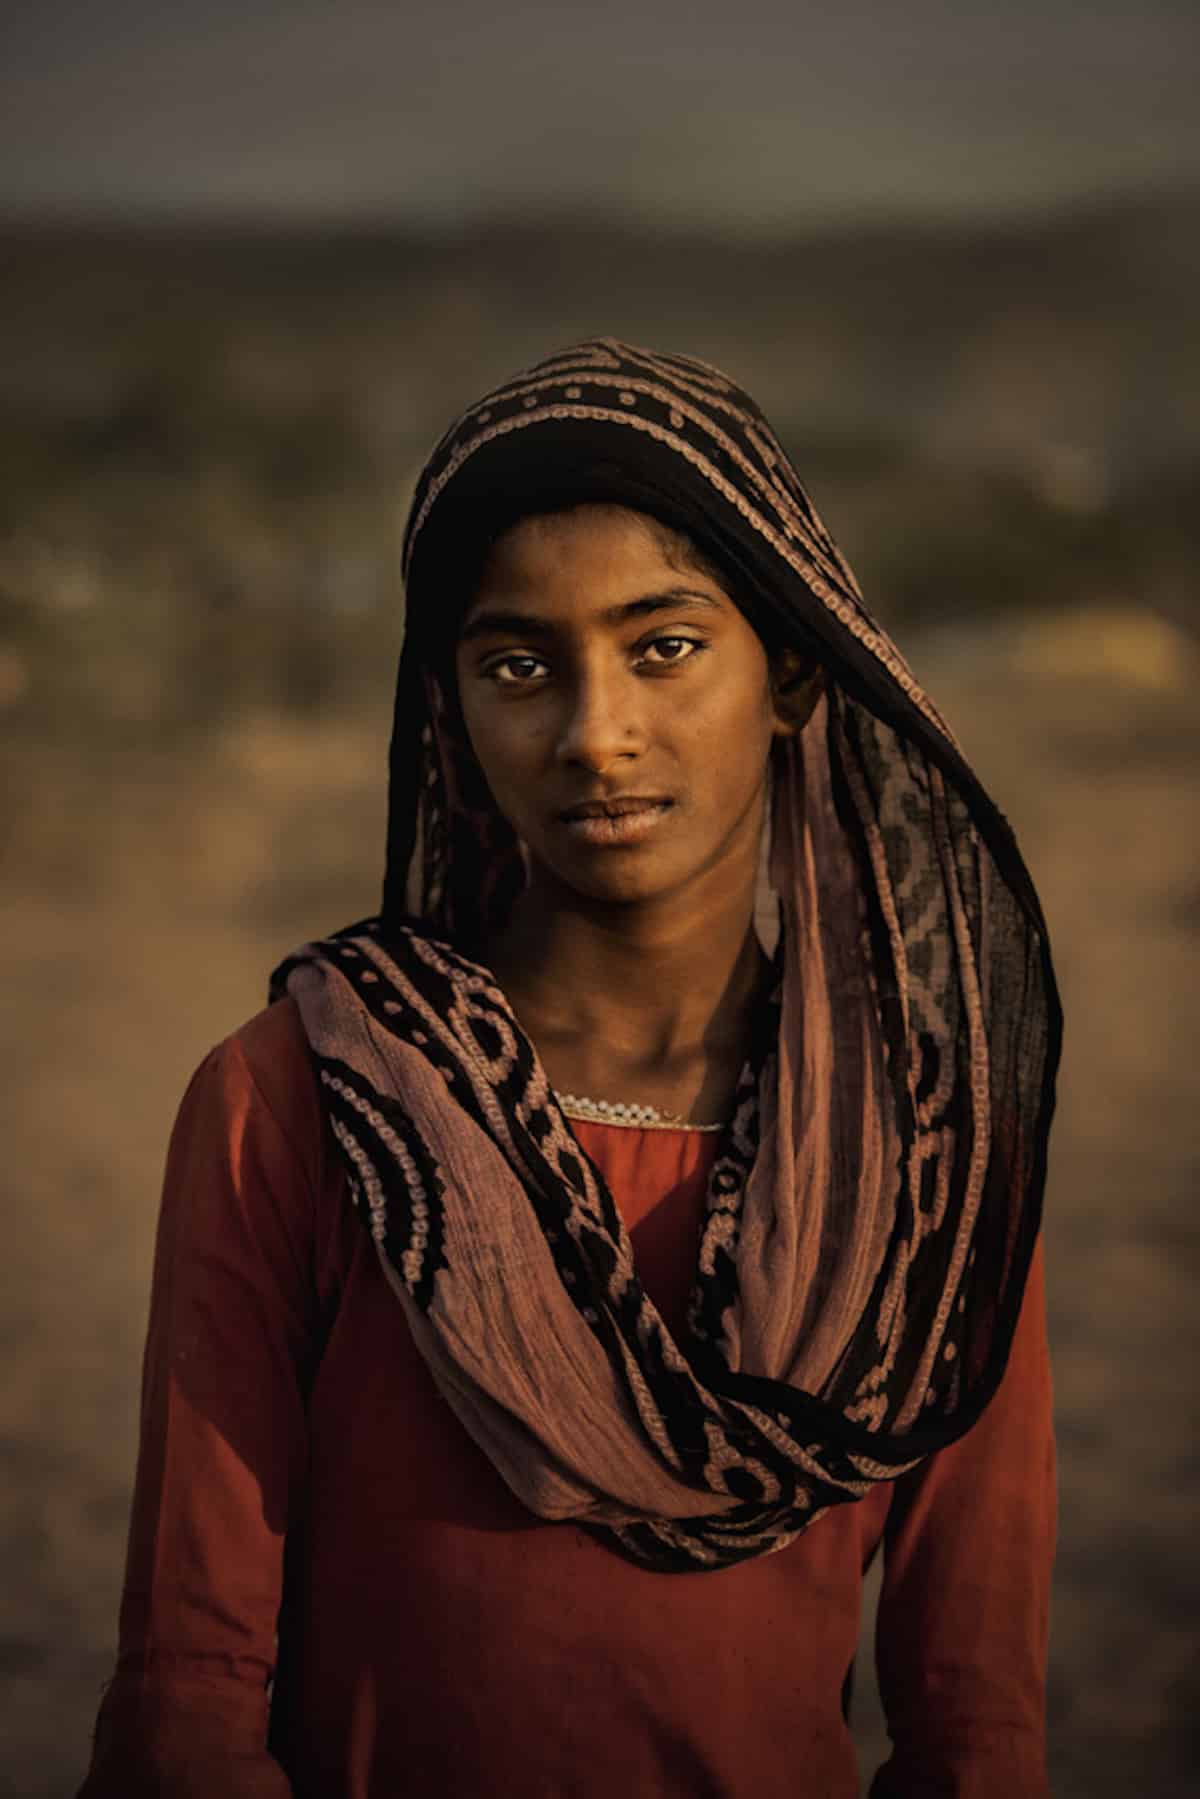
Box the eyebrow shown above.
[458,587,724,644]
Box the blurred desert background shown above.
[3,3,1199,1794]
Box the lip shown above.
[557,796,674,846]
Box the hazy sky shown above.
[3,0,1198,230]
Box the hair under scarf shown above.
[272,338,1061,1572]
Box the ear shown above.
[770,650,824,737]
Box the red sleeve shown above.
[78,1014,323,1798]
[869,1238,1057,1799]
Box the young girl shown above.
[81,339,1060,1797]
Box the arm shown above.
[79,1020,322,1798]
[870,1239,1057,1798]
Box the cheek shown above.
[457,700,544,818]
[684,667,776,767]
[457,677,504,757]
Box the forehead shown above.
[465,503,731,612]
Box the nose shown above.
[554,662,643,772]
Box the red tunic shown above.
[80,998,1055,1797]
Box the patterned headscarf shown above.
[273,339,1060,1572]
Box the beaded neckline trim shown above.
[558,1092,726,1133]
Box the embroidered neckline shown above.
[557,1092,726,1133]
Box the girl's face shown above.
[454,504,804,917]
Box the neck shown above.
[482,870,769,1079]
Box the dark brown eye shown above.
[487,654,549,685]
[640,636,703,665]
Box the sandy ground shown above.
[1,609,1197,1797]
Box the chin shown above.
[559,866,674,908]
[528,843,681,908]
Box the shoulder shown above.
[218,994,315,1097]
[211,994,315,1090]
[180,997,326,1186]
